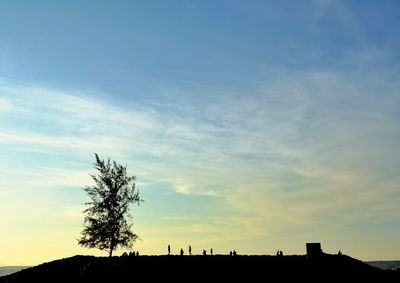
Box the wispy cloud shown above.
[1,67,399,257]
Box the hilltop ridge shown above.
[1,253,398,282]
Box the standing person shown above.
[180,248,184,256]
[189,245,192,255]
[210,248,213,255]
[168,244,171,255]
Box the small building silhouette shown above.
[306,243,323,259]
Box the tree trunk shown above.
[109,237,114,257]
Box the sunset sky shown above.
[1,1,400,265]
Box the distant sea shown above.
[0,267,30,277]
[365,261,400,270]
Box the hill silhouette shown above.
[0,253,398,282]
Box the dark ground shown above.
[0,254,398,282]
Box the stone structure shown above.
[306,243,323,259]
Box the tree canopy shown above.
[78,153,142,257]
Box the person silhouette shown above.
[338,250,342,255]
[210,248,213,255]
[180,248,184,256]
[189,245,192,255]
[136,251,139,256]
[203,249,207,256]
[233,250,237,256]
[229,251,232,256]
[168,245,171,255]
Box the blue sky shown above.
[0,0,400,265]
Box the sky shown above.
[0,0,399,265]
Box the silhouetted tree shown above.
[78,153,142,257]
